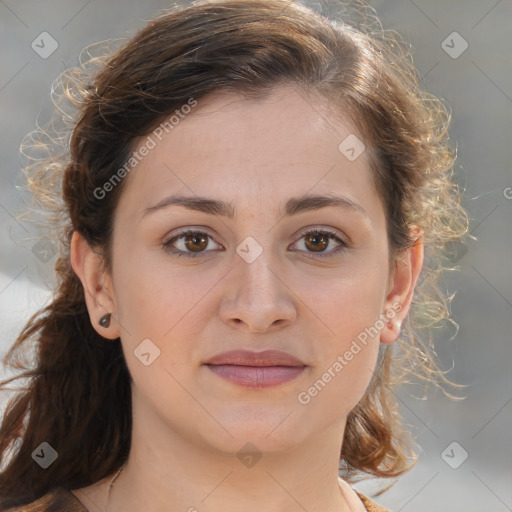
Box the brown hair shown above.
[0,0,467,507]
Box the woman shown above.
[0,0,467,510]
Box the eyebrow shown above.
[142,193,368,219]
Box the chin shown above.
[199,412,309,454]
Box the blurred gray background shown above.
[1,1,511,510]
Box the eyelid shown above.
[164,226,219,242]
[294,225,350,245]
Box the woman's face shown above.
[103,84,401,454]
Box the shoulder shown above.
[355,491,392,512]
[1,488,87,512]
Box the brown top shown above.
[356,491,391,512]
[3,488,391,511]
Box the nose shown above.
[218,250,297,333]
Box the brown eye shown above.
[304,232,330,252]
[163,229,222,258]
[163,228,348,259]
[183,233,208,252]
[291,229,348,258]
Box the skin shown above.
[70,83,423,512]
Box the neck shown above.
[105,409,354,512]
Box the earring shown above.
[99,313,111,328]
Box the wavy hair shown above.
[0,0,468,507]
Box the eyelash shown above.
[162,228,349,259]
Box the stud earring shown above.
[99,313,111,328]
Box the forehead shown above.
[115,84,384,224]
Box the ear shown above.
[380,227,424,344]
[70,230,120,340]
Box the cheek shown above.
[111,244,218,361]
[296,289,383,421]
[297,346,380,429]
[293,257,388,343]
[292,262,388,413]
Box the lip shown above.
[203,349,307,388]
[204,349,305,367]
